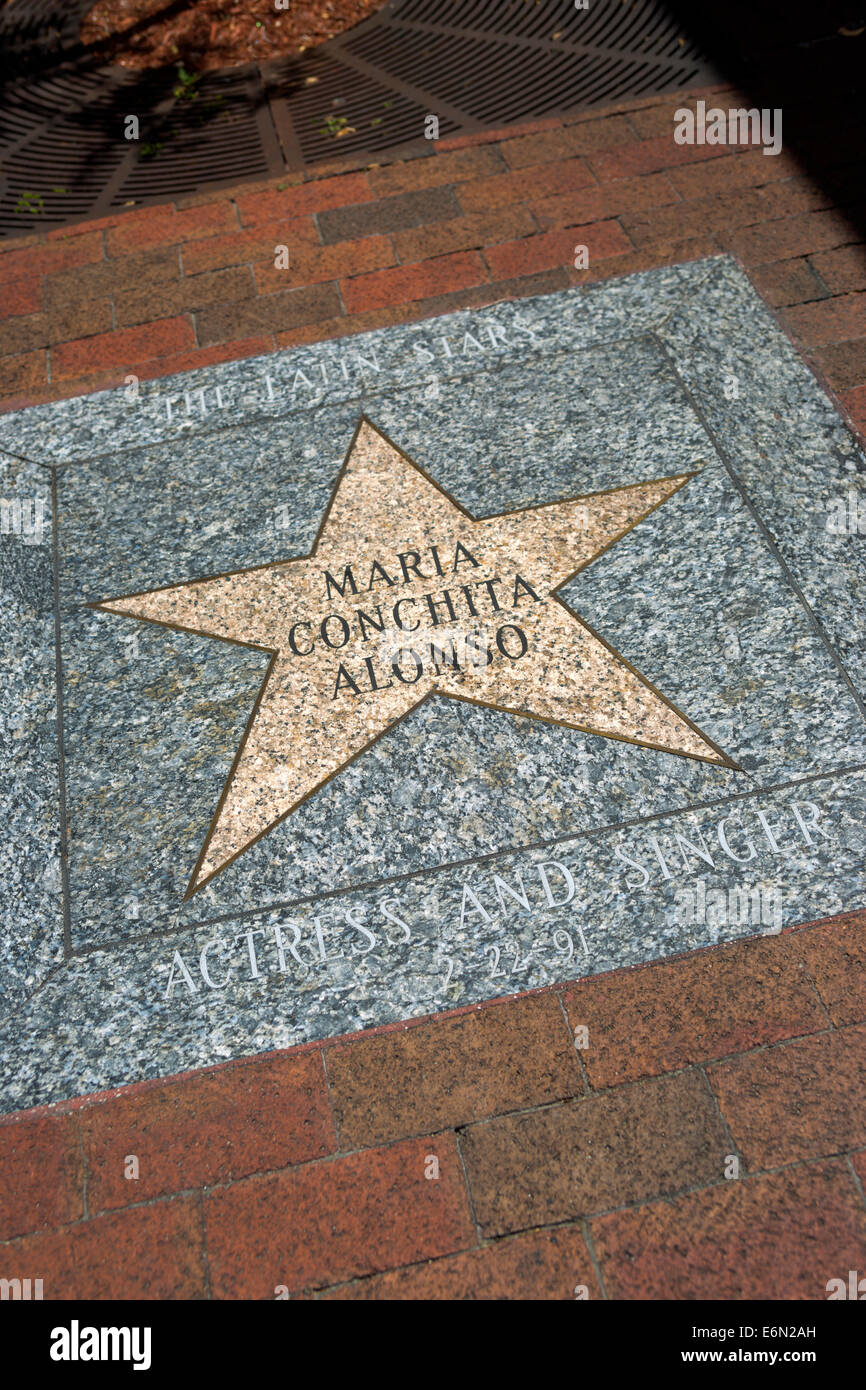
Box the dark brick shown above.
[460,1070,729,1235]
[0,299,114,353]
[321,1225,601,1299]
[793,914,866,1025]
[592,1160,866,1299]
[812,339,866,391]
[195,282,342,347]
[781,292,866,347]
[317,187,460,244]
[44,246,181,310]
[204,1134,475,1296]
[564,934,826,1087]
[0,1111,82,1240]
[809,243,866,294]
[326,994,581,1150]
[750,257,829,306]
[709,1025,866,1168]
[531,173,679,231]
[368,145,505,196]
[0,348,47,396]
[620,179,828,248]
[114,266,255,328]
[666,148,804,199]
[718,209,860,265]
[588,134,730,182]
[499,115,635,168]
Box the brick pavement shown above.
[2,86,865,442]
[1,83,865,1299]
[1,911,864,1299]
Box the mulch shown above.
[79,0,386,70]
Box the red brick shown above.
[531,173,679,230]
[114,265,255,328]
[326,994,581,1150]
[709,1025,866,1168]
[564,935,826,1088]
[484,221,630,280]
[195,281,341,347]
[235,171,373,227]
[781,291,866,346]
[570,235,722,286]
[812,340,866,392]
[10,336,275,410]
[0,276,43,318]
[588,133,731,182]
[80,1051,335,1213]
[852,1150,866,1188]
[810,243,866,294]
[791,914,866,1026]
[1,298,115,354]
[368,145,504,196]
[252,235,395,294]
[204,1133,475,1296]
[340,250,487,313]
[0,1196,207,1299]
[592,1161,866,1299]
[750,257,828,307]
[45,246,181,309]
[434,115,564,152]
[0,1111,82,1240]
[0,348,47,396]
[666,148,804,199]
[621,178,827,248]
[500,116,636,168]
[458,157,596,212]
[719,209,861,265]
[275,266,570,349]
[52,316,195,379]
[180,216,320,274]
[460,1071,729,1235]
[393,205,537,264]
[45,205,168,240]
[321,1225,601,1299]
[840,384,866,433]
[0,232,103,285]
[106,202,238,256]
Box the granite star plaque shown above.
[2,256,865,1112]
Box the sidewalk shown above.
[2,86,865,440]
[1,83,865,1302]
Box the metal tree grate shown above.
[0,0,719,236]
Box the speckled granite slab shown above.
[2,255,865,1114]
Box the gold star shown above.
[90,416,736,897]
